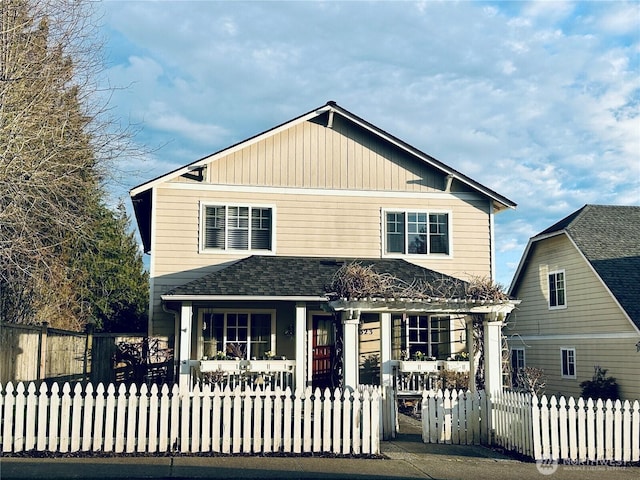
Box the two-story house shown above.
[130,101,519,392]
[507,205,640,400]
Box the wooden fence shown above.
[0,322,172,385]
[0,381,381,455]
[420,389,640,463]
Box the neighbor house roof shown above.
[130,101,516,253]
[161,256,468,301]
[510,205,640,329]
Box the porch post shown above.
[466,317,476,392]
[295,303,307,390]
[483,313,504,395]
[380,313,393,388]
[342,309,361,389]
[178,302,193,391]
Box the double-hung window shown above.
[561,347,576,378]
[201,204,273,252]
[548,270,566,309]
[384,210,450,256]
[201,311,274,359]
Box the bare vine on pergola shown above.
[326,262,510,303]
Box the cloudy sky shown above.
[98,0,640,288]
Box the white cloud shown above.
[98,0,640,287]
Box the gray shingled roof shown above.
[541,205,640,328]
[164,256,467,299]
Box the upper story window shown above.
[384,210,450,256]
[201,204,273,252]
[548,270,566,309]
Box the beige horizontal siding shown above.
[510,337,640,401]
[149,186,493,330]
[510,235,636,335]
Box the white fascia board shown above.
[164,181,487,201]
[514,332,640,341]
[130,109,324,198]
[161,295,328,302]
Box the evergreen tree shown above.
[73,202,149,333]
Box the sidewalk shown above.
[1,415,638,480]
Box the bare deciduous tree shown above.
[0,0,142,329]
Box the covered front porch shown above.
[160,256,518,396]
[169,299,515,398]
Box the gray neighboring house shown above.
[507,205,640,400]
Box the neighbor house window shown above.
[548,270,566,308]
[392,314,451,359]
[201,204,273,252]
[201,311,274,359]
[511,348,525,387]
[384,210,450,255]
[560,347,576,378]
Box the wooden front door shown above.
[312,315,334,389]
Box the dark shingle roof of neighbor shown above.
[540,204,640,328]
[165,256,467,299]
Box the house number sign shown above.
[359,328,374,335]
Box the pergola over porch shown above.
[328,297,520,394]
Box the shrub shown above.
[580,366,620,401]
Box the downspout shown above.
[489,202,496,281]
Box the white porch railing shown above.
[393,360,470,392]
[194,359,295,390]
[0,381,381,455]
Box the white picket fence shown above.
[420,389,640,463]
[531,395,640,463]
[0,382,381,455]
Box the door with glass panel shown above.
[312,315,334,389]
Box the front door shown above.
[312,315,334,389]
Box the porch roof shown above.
[161,256,467,301]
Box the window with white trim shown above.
[548,270,566,309]
[561,347,576,378]
[201,204,273,252]
[384,210,450,255]
[201,311,274,359]
[391,314,451,359]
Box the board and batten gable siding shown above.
[204,115,450,193]
[507,233,640,400]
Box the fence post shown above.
[38,322,49,381]
[83,320,95,383]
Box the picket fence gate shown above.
[0,381,381,455]
[420,389,640,463]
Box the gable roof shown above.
[130,101,516,252]
[510,205,640,329]
[162,256,468,301]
